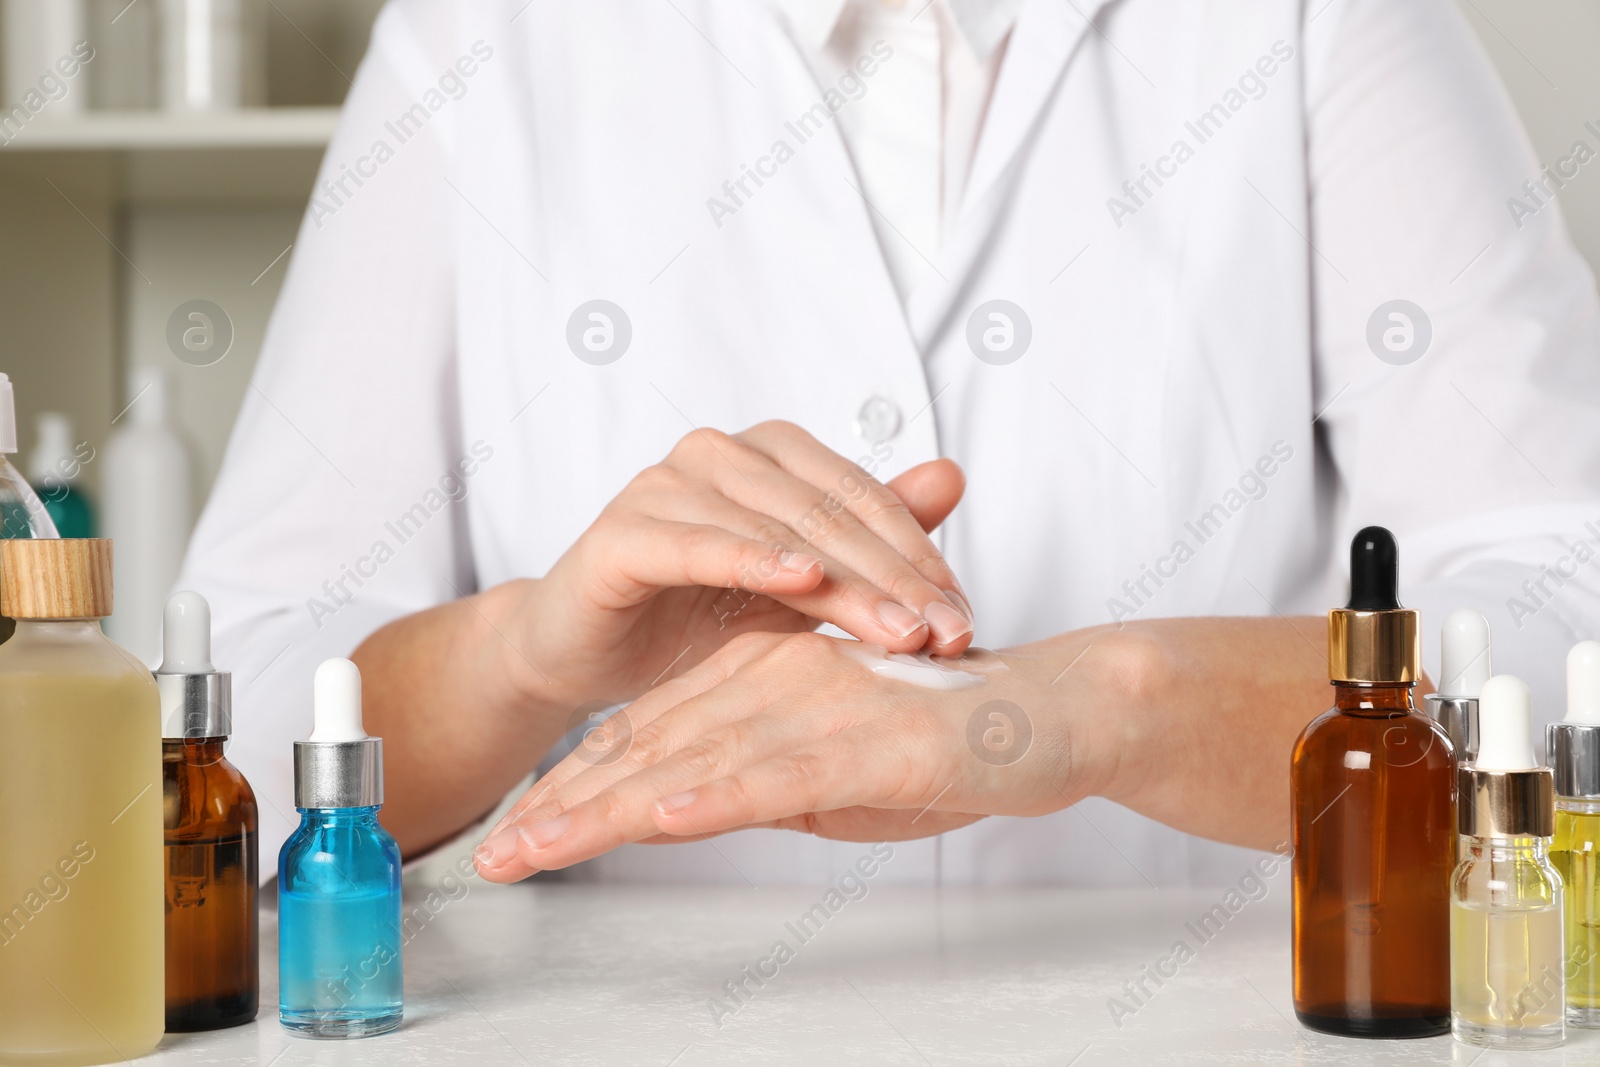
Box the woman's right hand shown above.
[504,420,974,713]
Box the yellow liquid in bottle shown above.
[0,624,164,1064]
[1554,806,1600,1023]
[1450,899,1565,1044]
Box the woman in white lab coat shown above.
[181,0,1600,887]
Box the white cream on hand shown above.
[839,642,999,690]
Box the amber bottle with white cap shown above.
[0,539,164,1063]
[1451,674,1564,1049]
[1291,526,1454,1037]
[159,590,258,1031]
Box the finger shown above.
[886,459,965,535]
[648,743,941,839]
[636,490,936,651]
[498,634,839,844]
[583,515,825,607]
[732,425,966,652]
[481,721,834,877]
[475,635,791,879]
[706,430,972,652]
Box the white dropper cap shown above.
[1439,608,1491,699]
[311,658,369,741]
[156,590,232,739]
[0,373,18,453]
[160,590,214,673]
[1474,674,1537,770]
[1566,641,1600,725]
[28,413,76,485]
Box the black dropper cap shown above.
[1347,525,1401,610]
[1328,525,1418,683]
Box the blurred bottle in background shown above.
[2,0,87,114]
[104,368,193,665]
[159,0,265,111]
[29,412,97,538]
[87,0,159,110]
[0,375,60,540]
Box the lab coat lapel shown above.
[960,0,1117,219]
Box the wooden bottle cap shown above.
[1,538,114,619]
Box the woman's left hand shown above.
[473,630,1118,881]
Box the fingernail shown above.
[947,589,974,624]
[475,831,519,868]
[924,600,974,644]
[517,815,571,851]
[876,601,926,640]
[655,791,698,815]
[779,551,822,574]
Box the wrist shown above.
[476,577,575,710]
[1001,623,1175,809]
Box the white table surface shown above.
[139,875,1600,1066]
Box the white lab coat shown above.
[181,0,1600,887]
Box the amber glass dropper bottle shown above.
[1290,525,1455,1037]
[159,591,259,1031]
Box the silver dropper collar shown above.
[156,591,232,740]
[158,670,232,740]
[1423,693,1477,763]
[1548,722,1600,799]
[294,738,383,808]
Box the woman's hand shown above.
[473,630,1120,881]
[508,421,975,712]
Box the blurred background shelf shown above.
[0,106,337,150]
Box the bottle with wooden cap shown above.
[1452,674,1564,1049]
[1290,526,1455,1038]
[0,539,164,1063]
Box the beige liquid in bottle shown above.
[0,541,164,1065]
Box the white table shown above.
[144,876,1600,1066]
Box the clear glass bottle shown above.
[158,591,258,1031]
[278,659,402,1038]
[0,539,164,1064]
[1452,674,1565,1050]
[0,374,60,540]
[1291,527,1454,1038]
[1552,799,1600,1026]
[1549,640,1600,1027]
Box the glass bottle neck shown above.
[298,806,383,826]
[1462,835,1553,859]
[12,618,104,637]
[1333,681,1416,716]
[162,738,230,765]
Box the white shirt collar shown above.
[775,0,1023,62]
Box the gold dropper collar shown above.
[1458,765,1554,838]
[1328,607,1420,684]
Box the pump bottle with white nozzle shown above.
[277,658,403,1038]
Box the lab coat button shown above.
[854,396,902,442]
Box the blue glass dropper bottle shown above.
[278,658,403,1038]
